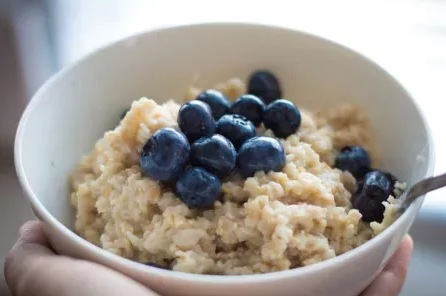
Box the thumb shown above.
[360,235,414,296]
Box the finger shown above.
[18,220,49,245]
[360,235,414,296]
[5,221,160,296]
[4,220,55,294]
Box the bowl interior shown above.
[16,23,431,230]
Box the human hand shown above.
[4,221,413,296]
[4,221,160,296]
[360,235,413,296]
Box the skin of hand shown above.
[360,234,413,296]
[4,221,413,296]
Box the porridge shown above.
[70,71,405,275]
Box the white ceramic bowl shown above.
[15,23,434,296]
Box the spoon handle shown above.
[399,173,446,212]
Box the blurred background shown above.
[0,0,445,295]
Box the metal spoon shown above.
[396,172,446,215]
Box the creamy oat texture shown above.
[71,78,399,274]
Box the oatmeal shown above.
[70,74,403,275]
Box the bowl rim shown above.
[14,22,436,284]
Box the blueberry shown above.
[353,170,396,222]
[196,89,231,120]
[121,108,130,119]
[216,114,256,150]
[248,70,282,104]
[178,100,216,142]
[335,146,371,179]
[190,134,236,176]
[230,94,266,127]
[175,167,221,209]
[237,136,286,177]
[262,99,301,138]
[364,169,398,195]
[140,128,190,181]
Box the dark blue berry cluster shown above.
[139,71,302,209]
[334,146,400,222]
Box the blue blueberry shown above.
[353,170,396,222]
[121,108,130,119]
[248,70,282,104]
[178,100,216,142]
[216,114,256,150]
[140,128,190,181]
[190,134,236,176]
[262,99,301,138]
[230,94,266,127]
[175,167,221,209]
[335,146,371,179]
[237,136,286,177]
[196,89,231,120]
